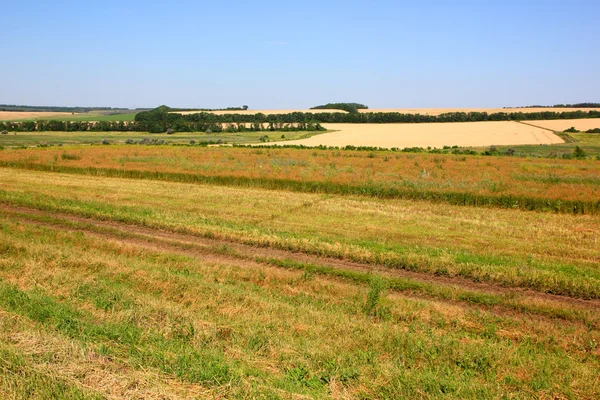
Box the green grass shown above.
[0,142,598,398]
[481,130,600,158]
[0,213,598,398]
[0,168,598,300]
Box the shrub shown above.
[259,135,269,142]
[189,139,196,145]
[61,153,81,160]
[564,127,579,133]
[573,146,587,159]
[167,128,174,135]
[586,128,600,133]
[1,130,7,135]
[101,139,110,145]
[505,148,515,156]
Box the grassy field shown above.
[0,135,598,398]
[0,144,598,213]
[0,166,598,398]
[0,130,324,146]
[487,129,600,158]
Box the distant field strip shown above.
[267,121,563,149]
[524,118,600,132]
[0,111,75,121]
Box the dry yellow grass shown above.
[523,118,600,132]
[267,121,563,148]
[360,107,600,115]
[0,111,75,121]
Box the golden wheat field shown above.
[0,111,75,121]
[524,119,600,132]
[267,121,563,148]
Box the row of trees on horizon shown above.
[2,105,599,133]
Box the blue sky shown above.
[2,0,599,109]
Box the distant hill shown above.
[505,103,600,109]
[310,103,369,114]
[0,104,140,113]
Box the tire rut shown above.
[1,203,598,313]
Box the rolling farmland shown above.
[3,0,599,396]
[0,112,599,398]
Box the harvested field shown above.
[268,121,563,149]
[0,148,599,398]
[0,111,77,121]
[524,118,600,132]
[361,107,600,115]
[0,167,598,398]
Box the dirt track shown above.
[1,203,597,314]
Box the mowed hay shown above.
[360,107,600,115]
[268,121,563,149]
[177,109,348,115]
[525,118,600,132]
[0,111,75,121]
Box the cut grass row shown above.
[0,212,598,398]
[0,168,598,300]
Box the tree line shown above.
[0,104,141,113]
[0,119,325,134]
[135,107,600,125]
[3,105,599,133]
[506,103,600,109]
